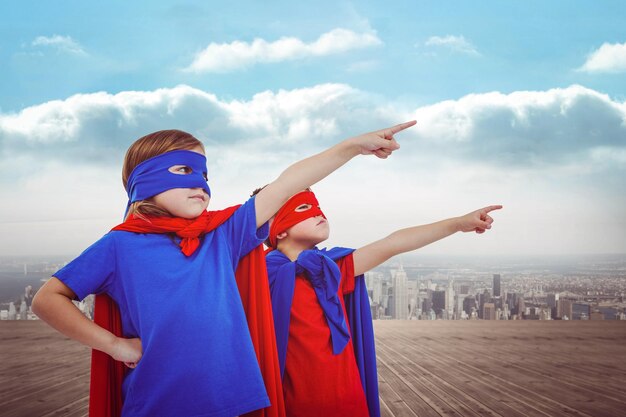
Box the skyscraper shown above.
[432,290,446,318]
[19,299,28,320]
[8,302,16,320]
[493,274,501,298]
[463,296,477,316]
[557,299,573,319]
[407,281,418,319]
[483,302,497,320]
[25,285,34,308]
[392,265,408,319]
[455,295,465,319]
[517,296,526,319]
[446,280,455,319]
[547,293,559,319]
[365,271,383,306]
[478,290,491,319]
[422,297,433,320]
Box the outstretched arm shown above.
[352,205,502,276]
[254,121,416,227]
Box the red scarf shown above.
[90,207,285,417]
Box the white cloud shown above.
[32,35,87,55]
[579,41,626,73]
[184,28,382,73]
[409,85,626,167]
[1,84,625,256]
[589,146,626,165]
[0,83,379,169]
[424,35,480,56]
[2,84,625,172]
[0,86,228,163]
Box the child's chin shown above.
[181,210,205,219]
[312,236,328,246]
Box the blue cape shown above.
[265,247,380,417]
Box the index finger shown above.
[482,205,503,213]
[388,120,417,135]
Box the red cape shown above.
[90,207,285,417]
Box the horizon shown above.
[1,251,625,264]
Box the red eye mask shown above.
[268,190,326,248]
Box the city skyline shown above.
[364,259,625,321]
[3,253,624,321]
[1,1,625,257]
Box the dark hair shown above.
[250,186,267,198]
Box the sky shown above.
[0,0,625,258]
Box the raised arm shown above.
[32,277,142,368]
[254,121,416,227]
[352,205,502,276]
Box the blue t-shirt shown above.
[55,197,270,417]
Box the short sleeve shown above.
[338,253,357,295]
[220,196,269,267]
[53,234,117,301]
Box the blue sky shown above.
[3,0,625,111]
[1,1,625,257]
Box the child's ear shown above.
[276,231,288,241]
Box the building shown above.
[573,302,591,320]
[446,281,455,319]
[391,265,409,319]
[421,298,433,320]
[557,298,574,320]
[407,280,418,319]
[478,290,491,319]
[432,290,446,318]
[463,296,477,316]
[483,302,497,320]
[365,271,383,306]
[516,294,526,319]
[19,300,28,320]
[547,293,559,318]
[493,274,501,298]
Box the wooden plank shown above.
[377,337,534,417]
[377,341,494,417]
[377,364,429,417]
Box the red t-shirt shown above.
[282,258,369,417]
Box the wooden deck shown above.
[1,321,90,417]
[374,321,626,417]
[1,320,625,417]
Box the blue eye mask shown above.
[126,149,211,214]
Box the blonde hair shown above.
[123,130,205,220]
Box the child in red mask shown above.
[263,189,502,417]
